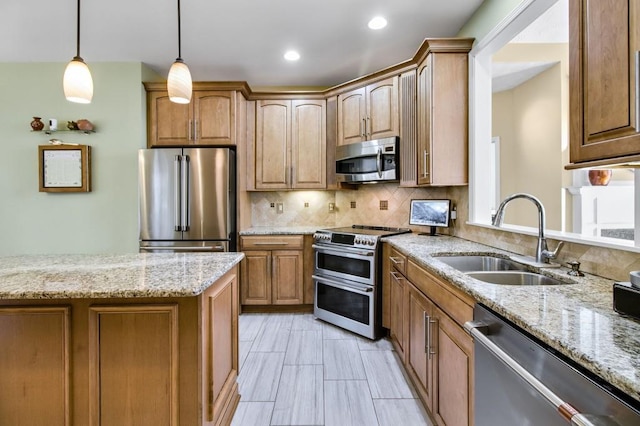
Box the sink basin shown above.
[467,271,569,286]
[434,255,528,273]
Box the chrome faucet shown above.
[492,193,564,264]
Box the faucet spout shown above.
[492,193,561,264]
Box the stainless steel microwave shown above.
[335,137,399,183]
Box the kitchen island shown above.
[0,252,244,426]
[383,233,640,406]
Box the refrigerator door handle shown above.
[174,155,182,232]
[181,155,190,232]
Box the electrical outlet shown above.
[328,202,335,212]
[350,201,357,209]
[304,202,309,208]
[276,202,284,214]
[380,200,388,210]
[270,203,275,208]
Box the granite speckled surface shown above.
[0,252,244,299]
[383,233,640,404]
[240,226,320,235]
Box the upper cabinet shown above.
[569,0,640,165]
[415,39,473,186]
[145,83,242,147]
[337,76,399,145]
[254,99,326,190]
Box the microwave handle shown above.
[376,148,383,178]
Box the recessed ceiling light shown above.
[284,50,300,61]
[368,16,387,30]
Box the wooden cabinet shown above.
[0,307,70,426]
[383,243,474,426]
[569,0,640,165]
[240,235,305,305]
[145,83,238,147]
[388,246,408,359]
[337,76,399,145]
[255,99,326,189]
[415,39,472,186]
[0,266,240,426]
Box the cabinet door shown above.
[570,0,640,163]
[366,76,399,140]
[272,250,303,305]
[432,306,472,426]
[194,91,235,146]
[389,270,407,359]
[202,270,239,424]
[337,87,366,145]
[147,91,191,146]
[0,307,70,426]
[291,100,326,189]
[417,57,433,185]
[240,250,272,304]
[89,305,179,426]
[407,284,434,412]
[256,100,291,189]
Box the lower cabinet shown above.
[240,235,306,306]
[385,245,474,426]
[0,267,239,426]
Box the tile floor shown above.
[231,313,433,426]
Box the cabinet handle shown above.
[424,313,429,353]
[422,150,430,177]
[636,50,640,132]
[194,120,198,141]
[253,242,289,245]
[366,116,371,137]
[188,120,192,141]
[428,317,437,359]
[390,271,404,281]
[362,117,367,138]
[390,257,404,267]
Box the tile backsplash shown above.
[249,185,639,282]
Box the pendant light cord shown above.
[76,0,81,58]
[177,0,182,59]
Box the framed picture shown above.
[38,144,91,192]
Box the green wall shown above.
[0,62,159,255]
[457,0,523,40]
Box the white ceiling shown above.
[0,0,484,88]
[492,0,568,92]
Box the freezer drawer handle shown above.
[181,155,190,231]
[463,321,620,426]
[140,246,225,252]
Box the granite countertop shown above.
[0,252,245,299]
[240,226,321,235]
[383,233,640,404]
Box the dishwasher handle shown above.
[464,321,621,426]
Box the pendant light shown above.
[63,0,93,104]
[167,0,192,104]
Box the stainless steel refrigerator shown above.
[138,148,236,252]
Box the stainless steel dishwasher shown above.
[465,304,640,426]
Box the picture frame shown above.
[38,144,91,193]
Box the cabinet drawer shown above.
[389,247,407,275]
[240,235,304,250]
[407,259,473,328]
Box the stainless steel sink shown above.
[466,271,569,286]
[434,255,528,273]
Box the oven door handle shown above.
[464,321,611,426]
[313,275,374,294]
[312,244,375,257]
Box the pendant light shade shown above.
[64,0,93,103]
[168,59,192,104]
[63,57,93,104]
[168,0,192,103]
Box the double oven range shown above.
[313,225,410,339]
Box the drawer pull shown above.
[390,256,405,266]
